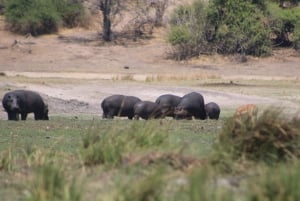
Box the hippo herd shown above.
[1,90,220,121]
[101,92,220,120]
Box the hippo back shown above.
[101,95,141,119]
[176,92,206,120]
[155,94,182,117]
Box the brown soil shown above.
[0,14,299,120]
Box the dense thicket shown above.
[4,0,85,36]
[168,0,300,60]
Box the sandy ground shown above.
[0,14,299,120]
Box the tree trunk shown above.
[100,0,112,41]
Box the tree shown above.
[99,0,122,41]
[98,0,168,41]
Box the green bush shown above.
[167,0,274,59]
[52,0,85,28]
[4,0,85,35]
[167,1,208,60]
[267,2,300,48]
[211,0,272,56]
[213,108,300,167]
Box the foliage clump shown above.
[167,0,208,60]
[267,2,300,49]
[4,0,85,36]
[168,0,300,59]
[213,108,300,167]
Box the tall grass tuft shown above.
[0,148,14,172]
[119,169,165,201]
[81,121,170,167]
[212,107,300,168]
[26,163,82,201]
[247,162,300,201]
[173,168,234,201]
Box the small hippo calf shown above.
[2,90,49,121]
[205,102,220,120]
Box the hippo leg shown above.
[21,113,28,120]
[35,112,45,120]
[8,112,19,120]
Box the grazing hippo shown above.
[155,94,182,118]
[101,95,141,119]
[2,90,49,121]
[133,101,162,120]
[205,102,220,120]
[174,92,206,120]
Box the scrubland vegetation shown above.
[1,0,299,58]
[168,0,300,59]
[1,107,300,201]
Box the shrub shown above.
[167,0,208,60]
[212,108,300,167]
[4,0,85,35]
[5,0,60,35]
[206,0,272,56]
[0,0,8,15]
[266,2,300,48]
[52,0,85,28]
[167,0,272,59]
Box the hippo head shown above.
[4,93,20,112]
[174,106,192,120]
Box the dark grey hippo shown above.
[2,90,49,121]
[174,92,206,120]
[101,95,141,119]
[155,94,182,118]
[205,102,220,120]
[133,101,162,120]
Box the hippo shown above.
[2,90,49,121]
[133,101,162,120]
[155,94,182,118]
[101,95,141,119]
[205,102,220,120]
[174,92,206,120]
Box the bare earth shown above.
[0,16,300,120]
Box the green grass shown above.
[1,111,300,201]
[0,118,220,201]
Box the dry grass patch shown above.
[145,73,220,82]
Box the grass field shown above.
[1,111,300,201]
[0,118,222,201]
